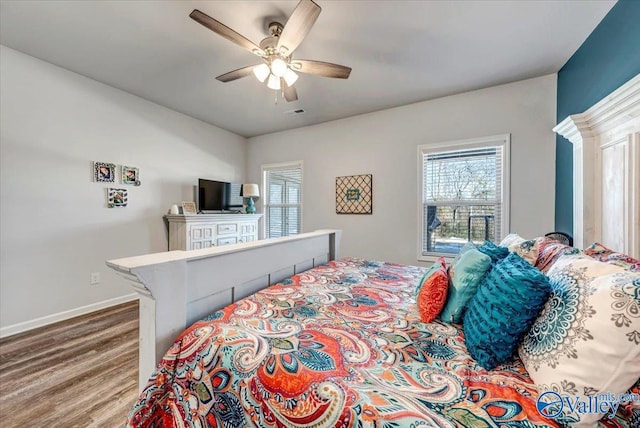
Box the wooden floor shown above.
[0,300,139,427]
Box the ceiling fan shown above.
[189,0,352,102]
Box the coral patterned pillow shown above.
[417,257,449,323]
[535,238,580,273]
[584,242,640,271]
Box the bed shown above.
[107,75,640,427]
[121,256,636,427]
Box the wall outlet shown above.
[90,272,100,285]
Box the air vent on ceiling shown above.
[284,109,305,115]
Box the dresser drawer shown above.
[217,236,238,246]
[190,241,213,250]
[166,214,261,251]
[217,223,238,235]
[189,224,214,239]
[240,223,257,235]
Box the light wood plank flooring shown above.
[0,300,139,427]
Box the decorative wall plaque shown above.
[336,174,372,214]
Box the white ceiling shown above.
[0,0,615,138]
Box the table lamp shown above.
[242,183,260,214]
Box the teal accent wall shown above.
[555,0,640,235]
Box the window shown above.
[418,135,510,260]
[262,161,303,238]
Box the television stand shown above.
[165,213,262,251]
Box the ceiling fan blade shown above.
[190,9,265,57]
[281,79,299,102]
[276,0,321,56]
[290,60,351,79]
[216,65,259,82]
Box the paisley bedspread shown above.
[126,258,635,427]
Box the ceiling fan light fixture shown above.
[270,58,288,77]
[283,68,299,87]
[267,74,281,90]
[190,1,351,103]
[253,64,270,82]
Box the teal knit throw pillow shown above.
[463,252,551,370]
[477,240,509,263]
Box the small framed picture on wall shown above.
[94,162,116,182]
[122,166,141,186]
[108,188,128,208]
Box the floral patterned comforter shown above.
[126,258,634,427]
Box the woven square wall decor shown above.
[336,174,373,214]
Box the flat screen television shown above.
[198,179,243,212]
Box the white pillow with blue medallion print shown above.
[518,254,640,426]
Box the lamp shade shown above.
[283,68,299,87]
[252,64,270,83]
[242,183,260,198]
[270,58,288,77]
[267,74,281,90]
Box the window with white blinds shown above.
[418,135,510,259]
[262,162,303,239]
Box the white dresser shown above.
[165,214,262,251]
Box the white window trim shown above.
[261,160,304,240]
[416,134,510,262]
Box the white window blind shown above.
[263,162,302,238]
[419,135,509,257]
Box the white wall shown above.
[0,45,557,331]
[0,46,247,331]
[248,74,557,265]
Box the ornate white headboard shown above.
[554,74,639,258]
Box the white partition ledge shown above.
[106,229,342,391]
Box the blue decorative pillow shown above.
[451,241,477,264]
[463,252,551,370]
[477,240,509,263]
[440,248,492,323]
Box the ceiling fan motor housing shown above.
[259,37,279,55]
[260,23,291,75]
[260,22,284,57]
[268,22,283,37]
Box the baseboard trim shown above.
[0,293,139,338]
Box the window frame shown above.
[261,160,304,239]
[416,134,510,262]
